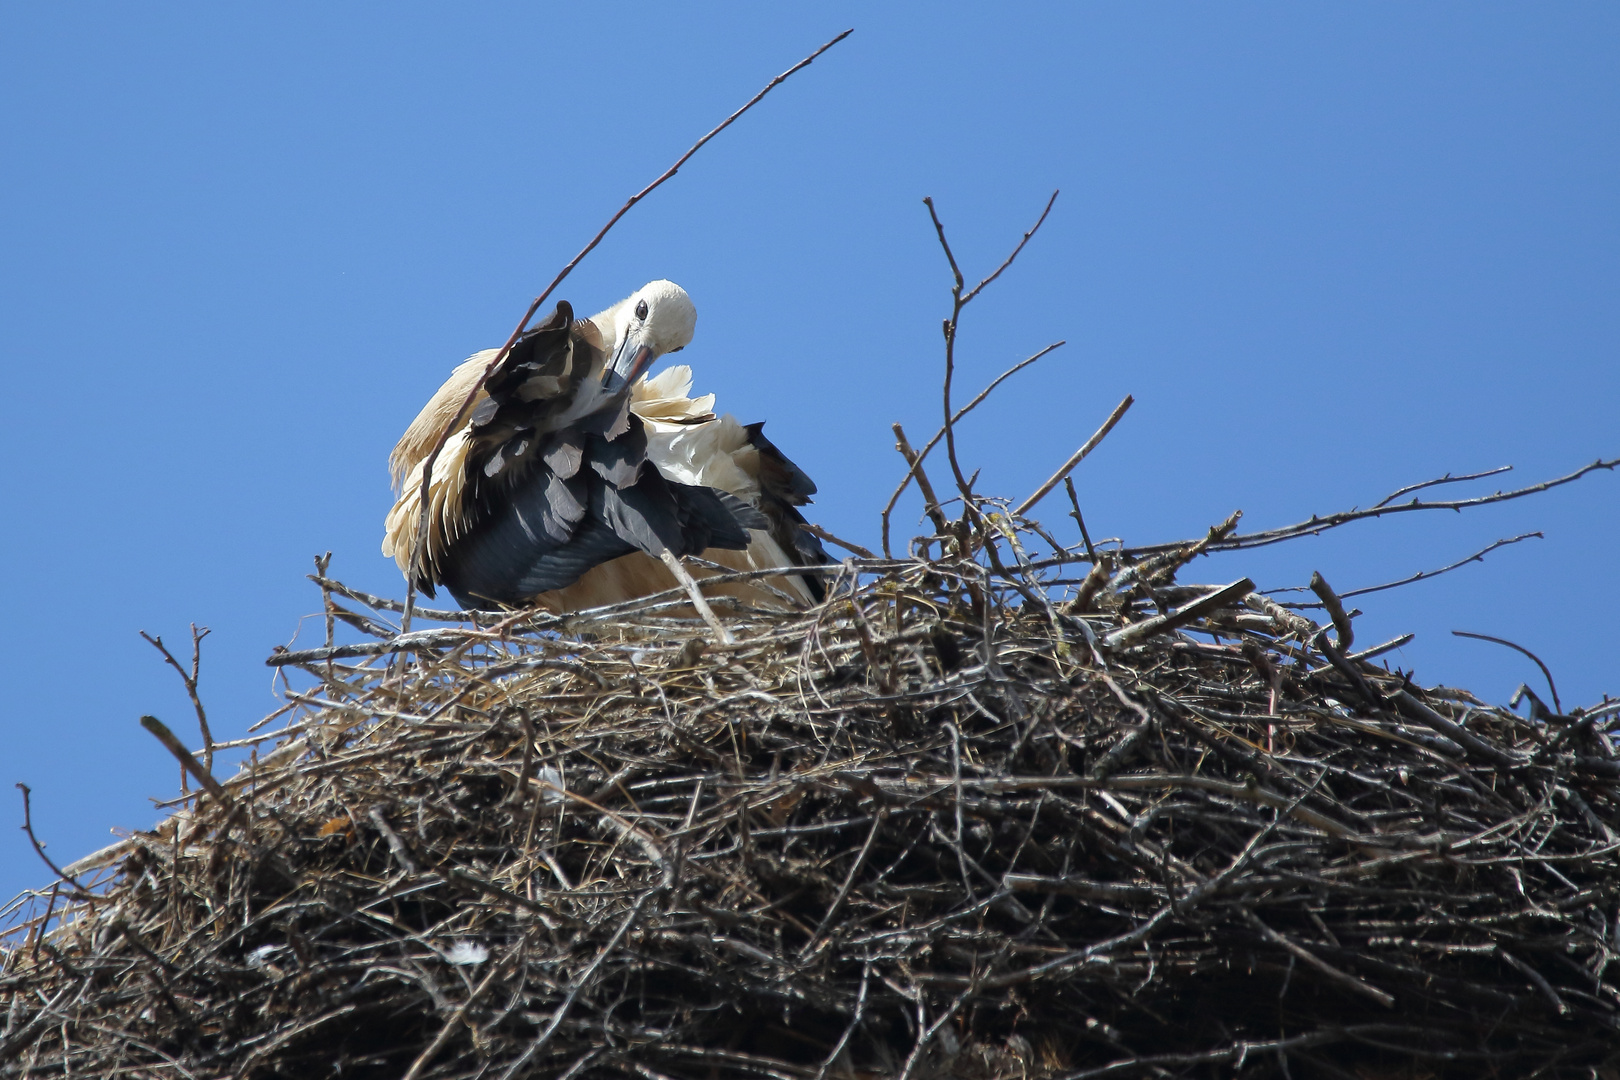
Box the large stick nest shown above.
[4,509,1620,1079]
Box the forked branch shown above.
[920,191,1059,527]
[140,625,214,772]
[881,340,1064,556]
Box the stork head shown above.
[593,280,697,391]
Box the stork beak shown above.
[601,341,657,388]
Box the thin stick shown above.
[1349,533,1541,598]
[800,811,884,956]
[895,980,983,1080]
[1241,908,1394,1008]
[923,192,1060,512]
[1103,578,1255,650]
[513,887,660,1069]
[139,716,233,809]
[1452,630,1562,715]
[1372,465,1513,508]
[1274,533,1542,606]
[1308,572,1355,653]
[963,191,1060,304]
[367,806,421,876]
[658,550,734,646]
[1063,476,1099,563]
[400,959,505,1080]
[1015,394,1134,516]
[403,29,853,630]
[799,522,875,560]
[923,197,971,502]
[1113,456,1619,559]
[15,785,95,900]
[891,423,949,536]
[813,963,870,1080]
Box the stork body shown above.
[383,281,827,613]
[535,366,828,612]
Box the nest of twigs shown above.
[4,497,1620,1080]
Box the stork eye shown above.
[634,300,649,321]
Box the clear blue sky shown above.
[1,5,1615,903]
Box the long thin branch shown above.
[1015,393,1133,516]
[400,958,505,1080]
[15,784,94,900]
[1452,630,1562,715]
[924,198,971,502]
[922,197,965,293]
[515,887,661,1068]
[962,189,1058,304]
[139,716,233,810]
[309,575,473,623]
[1112,457,1618,560]
[1271,533,1542,607]
[891,423,949,537]
[923,192,1060,513]
[402,29,853,631]
[1241,907,1394,1008]
[799,522,875,560]
[1372,465,1513,508]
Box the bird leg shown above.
[657,549,734,646]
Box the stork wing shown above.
[743,422,818,504]
[742,422,831,602]
[439,418,762,611]
[461,301,583,503]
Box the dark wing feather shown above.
[589,420,648,489]
[715,491,769,534]
[461,301,593,513]
[441,470,637,610]
[672,485,757,552]
[597,454,757,558]
[742,422,831,603]
[744,422,817,504]
[440,415,760,610]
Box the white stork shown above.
[382,280,827,615]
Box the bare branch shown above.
[139,715,233,810]
[1308,572,1355,653]
[1452,630,1562,715]
[15,784,95,900]
[890,423,949,541]
[921,196,965,293]
[923,197,972,502]
[140,626,214,773]
[962,189,1059,304]
[1372,465,1513,509]
[800,522,875,560]
[1064,476,1100,564]
[1113,457,1619,560]
[922,192,1061,514]
[1242,907,1394,1008]
[1015,394,1134,516]
[1274,533,1542,607]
